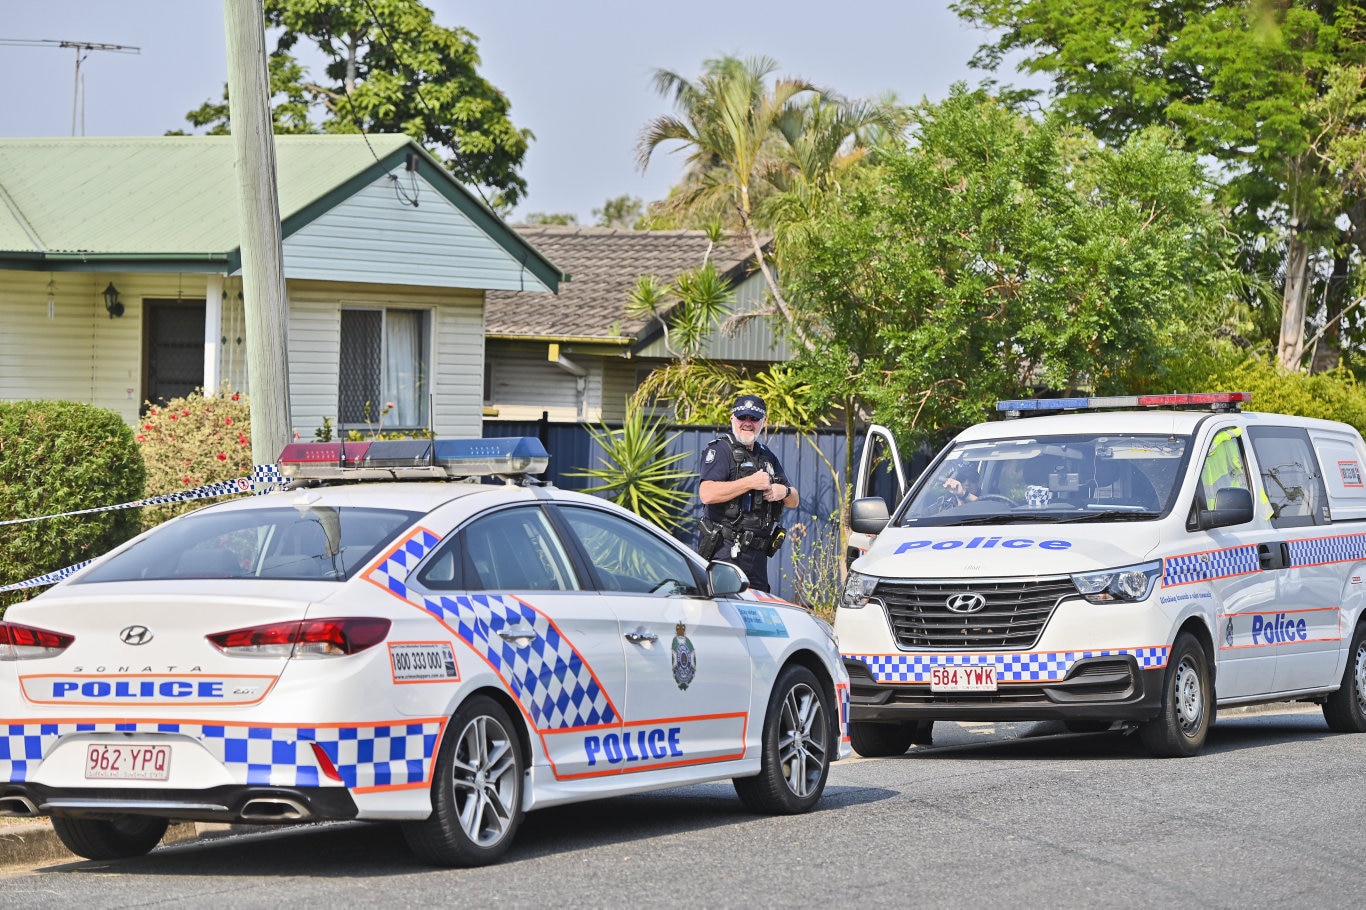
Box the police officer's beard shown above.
[734,426,759,447]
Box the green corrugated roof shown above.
[0,134,562,290]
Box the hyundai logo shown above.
[945,593,987,614]
[119,625,154,646]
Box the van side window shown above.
[1198,428,1253,512]
[1247,427,1329,527]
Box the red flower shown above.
[181,477,191,485]
[231,393,241,401]
[148,408,158,416]
[216,452,227,461]
[237,435,249,446]
[143,423,154,430]
[169,413,178,421]
[181,409,190,416]
[224,417,233,426]
[136,434,145,443]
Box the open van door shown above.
[847,424,907,567]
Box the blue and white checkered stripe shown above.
[367,529,619,730]
[847,647,1169,684]
[1163,545,1259,586]
[1285,533,1366,567]
[0,720,441,788]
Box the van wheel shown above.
[1323,623,1366,733]
[850,720,929,757]
[733,665,831,814]
[402,696,524,867]
[1139,632,1212,757]
[50,814,168,860]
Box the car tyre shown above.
[402,695,525,867]
[1323,622,1366,733]
[50,814,168,860]
[850,720,930,757]
[1138,632,1212,757]
[733,665,832,814]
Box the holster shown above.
[696,518,723,560]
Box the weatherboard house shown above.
[0,134,562,438]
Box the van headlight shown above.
[1070,561,1162,603]
[841,571,880,610]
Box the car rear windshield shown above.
[74,506,422,583]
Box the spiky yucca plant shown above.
[569,409,695,533]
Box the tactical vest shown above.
[708,434,783,536]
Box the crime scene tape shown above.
[0,464,284,593]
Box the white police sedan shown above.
[0,438,850,867]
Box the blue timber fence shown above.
[484,418,850,606]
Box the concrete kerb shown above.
[0,821,234,871]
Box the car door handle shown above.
[497,627,538,646]
[1258,542,1288,570]
[624,630,658,644]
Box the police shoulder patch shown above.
[704,448,716,465]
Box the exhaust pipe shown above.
[0,795,40,818]
[239,797,309,822]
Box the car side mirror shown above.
[850,497,890,535]
[707,560,750,597]
[1199,487,1255,530]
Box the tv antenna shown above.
[0,38,141,135]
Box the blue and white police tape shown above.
[0,464,284,593]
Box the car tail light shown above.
[207,618,390,658]
[0,621,75,660]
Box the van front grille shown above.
[874,575,1077,649]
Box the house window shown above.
[338,308,430,429]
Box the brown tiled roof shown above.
[486,225,759,340]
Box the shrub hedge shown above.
[135,390,254,528]
[0,401,145,611]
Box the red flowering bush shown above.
[136,389,253,529]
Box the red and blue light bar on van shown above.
[997,392,1251,417]
[277,436,549,481]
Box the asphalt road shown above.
[2,705,1362,909]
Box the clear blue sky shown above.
[0,1,1029,222]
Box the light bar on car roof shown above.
[997,392,1251,417]
[277,436,549,481]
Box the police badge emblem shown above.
[671,621,697,690]
[704,447,716,465]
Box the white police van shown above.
[839,392,1366,757]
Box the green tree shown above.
[524,212,579,226]
[181,0,531,210]
[953,0,1366,372]
[568,409,695,533]
[783,88,1239,446]
[593,195,644,229]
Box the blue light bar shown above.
[432,437,549,476]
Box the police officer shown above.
[696,394,798,592]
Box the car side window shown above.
[557,506,700,596]
[420,506,579,591]
[1247,426,1328,527]
[1198,428,1253,513]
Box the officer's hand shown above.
[746,472,772,491]
[762,483,787,502]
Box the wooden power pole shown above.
[223,0,292,467]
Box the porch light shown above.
[103,282,124,318]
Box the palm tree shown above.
[637,56,817,337]
[637,57,905,347]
